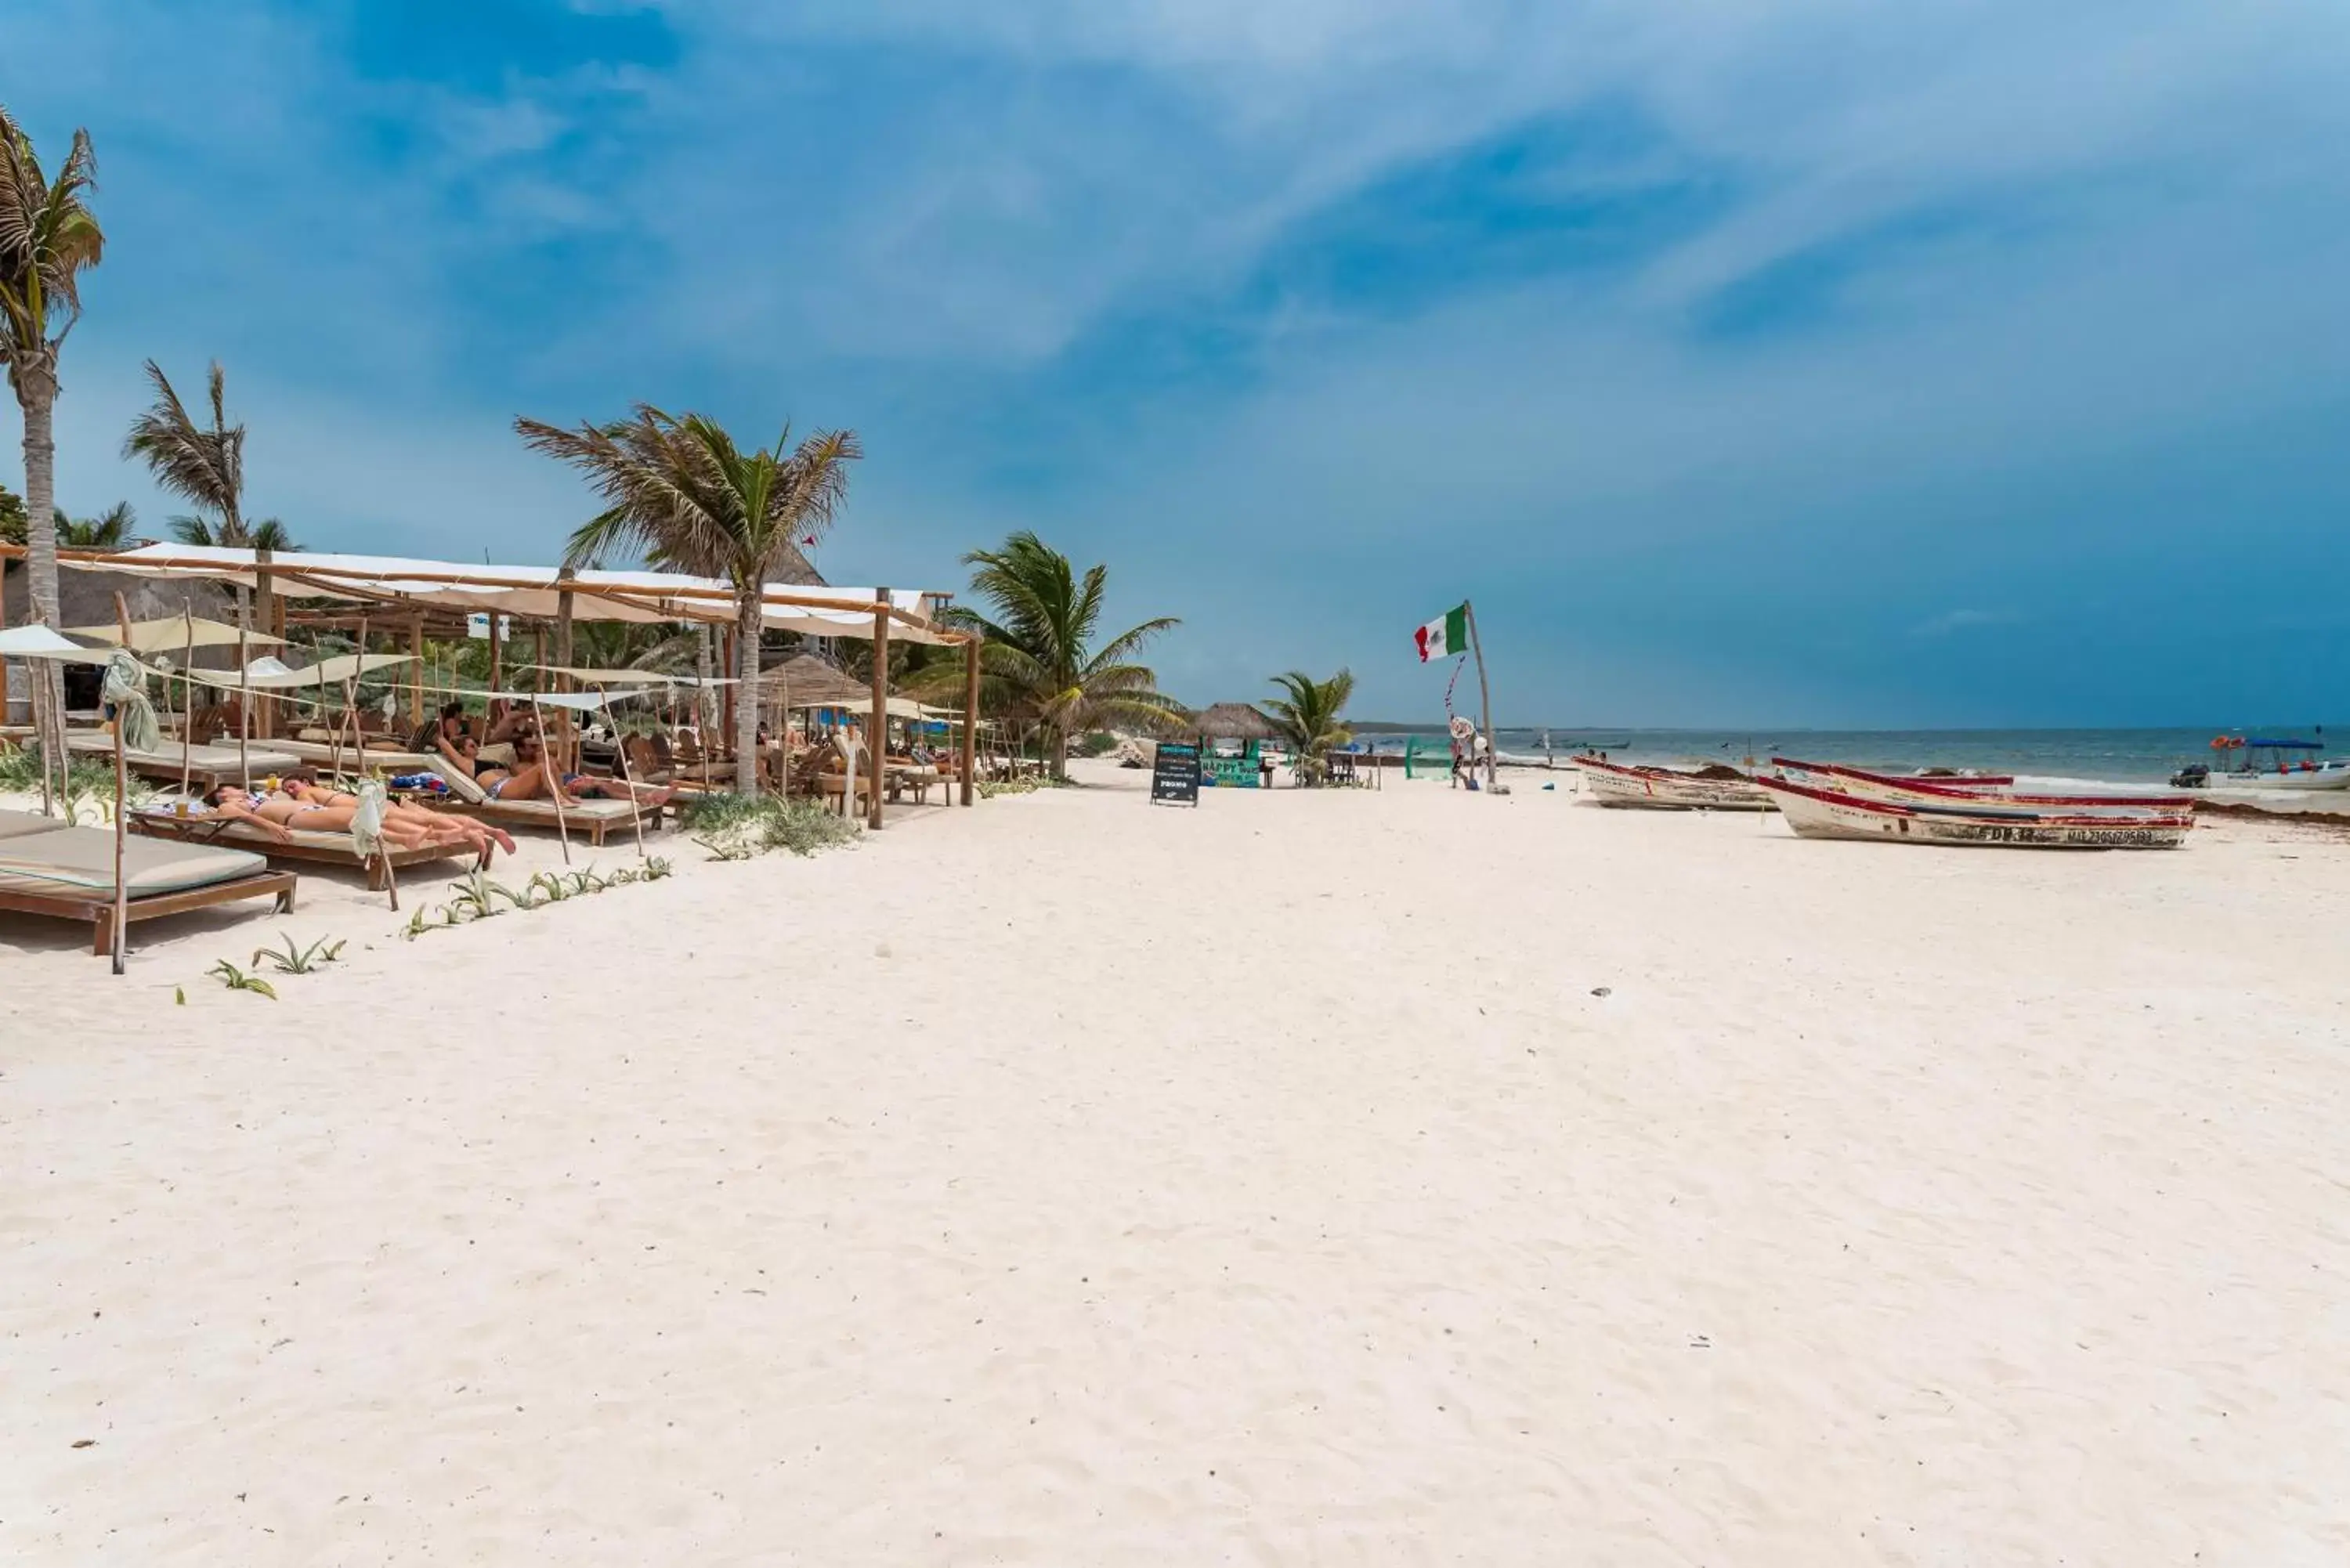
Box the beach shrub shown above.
[682,793,855,860]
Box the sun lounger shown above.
[0,808,296,956]
[418,755,663,847]
[128,806,486,901]
[270,737,438,774]
[64,730,302,787]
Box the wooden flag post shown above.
[1463,598,1497,793]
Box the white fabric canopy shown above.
[63,616,284,652]
[790,693,927,718]
[176,652,418,692]
[0,625,116,664]
[519,663,737,688]
[75,545,964,643]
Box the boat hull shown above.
[1576,756,1773,811]
[1759,778,2191,849]
[1770,757,2190,812]
[2214,765,2350,792]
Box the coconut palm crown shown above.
[942,529,1185,779]
[518,405,859,792]
[1263,668,1357,785]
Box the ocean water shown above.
[1352,727,2345,786]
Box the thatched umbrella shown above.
[1193,701,1275,742]
[760,652,875,712]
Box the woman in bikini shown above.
[204,781,512,859]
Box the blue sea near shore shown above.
[1351,727,2345,786]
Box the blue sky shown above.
[7,0,2348,724]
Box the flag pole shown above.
[1463,598,1496,793]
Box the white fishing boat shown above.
[1770,757,2188,811]
[1770,757,2010,802]
[1757,776,2193,849]
[2175,736,2350,791]
[1574,754,1774,811]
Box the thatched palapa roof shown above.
[758,651,877,709]
[1194,701,1275,742]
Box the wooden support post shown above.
[408,613,425,733]
[555,568,577,775]
[253,546,276,739]
[179,608,197,800]
[869,589,890,830]
[111,591,134,974]
[721,628,736,769]
[486,612,503,695]
[961,637,979,807]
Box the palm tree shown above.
[938,529,1185,780]
[1,105,102,760]
[167,513,295,551]
[124,359,265,543]
[53,500,135,549]
[517,406,859,792]
[1263,669,1356,785]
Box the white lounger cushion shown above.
[424,754,641,820]
[274,738,436,771]
[66,732,302,775]
[0,825,266,896]
[0,809,74,842]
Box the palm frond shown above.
[122,359,243,529]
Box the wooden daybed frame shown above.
[0,868,298,957]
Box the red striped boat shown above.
[1770,757,2189,811]
[1756,775,2193,849]
[1574,754,1773,811]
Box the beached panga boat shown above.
[1769,757,2191,813]
[1770,757,2012,802]
[1574,754,1774,811]
[1757,775,2193,849]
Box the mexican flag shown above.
[1415,604,1467,663]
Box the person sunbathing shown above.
[203,782,512,858]
[503,735,674,807]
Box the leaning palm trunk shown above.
[734,591,762,793]
[16,370,68,775]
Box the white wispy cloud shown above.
[1911,609,2021,639]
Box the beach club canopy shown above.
[176,651,418,692]
[63,616,284,653]
[520,663,736,688]
[67,544,967,644]
[0,624,118,664]
[790,693,927,719]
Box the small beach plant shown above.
[250,932,345,974]
[206,959,277,999]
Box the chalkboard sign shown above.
[1151,741,1202,806]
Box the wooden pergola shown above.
[1,543,985,827]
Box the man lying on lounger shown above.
[496,735,674,808]
[201,779,515,858]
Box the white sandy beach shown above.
[5,765,2348,1564]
